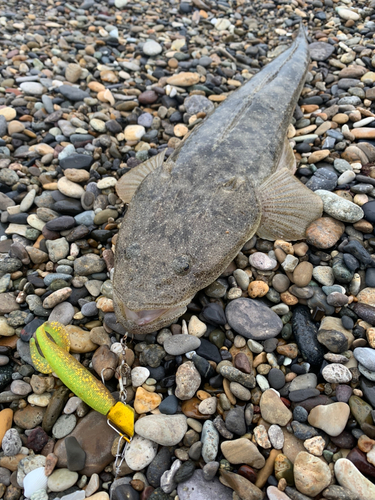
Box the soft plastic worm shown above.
[30,322,116,415]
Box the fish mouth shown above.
[121,304,187,327]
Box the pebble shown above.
[294,452,331,496]
[306,217,345,249]
[226,298,282,340]
[134,414,187,446]
[201,420,219,463]
[221,438,265,468]
[163,335,201,355]
[315,190,364,223]
[260,389,292,426]
[177,470,232,500]
[335,458,375,499]
[124,435,158,471]
[308,402,350,437]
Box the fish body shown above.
[113,28,323,334]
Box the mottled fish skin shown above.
[114,28,319,334]
[168,27,310,186]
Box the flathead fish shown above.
[113,28,323,334]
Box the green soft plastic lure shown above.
[30,321,134,440]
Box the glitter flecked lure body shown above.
[30,321,134,439]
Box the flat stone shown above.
[260,389,292,426]
[177,469,232,500]
[354,347,375,371]
[306,217,345,249]
[309,42,335,61]
[221,438,265,468]
[163,335,201,355]
[226,298,282,340]
[308,402,350,437]
[134,414,187,446]
[294,452,331,496]
[54,411,117,475]
[219,470,263,500]
[47,468,78,492]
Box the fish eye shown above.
[125,243,141,260]
[173,255,191,275]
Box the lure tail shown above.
[30,322,134,440]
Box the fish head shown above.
[113,169,261,334]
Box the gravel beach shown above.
[2,0,375,499]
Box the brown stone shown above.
[134,387,161,414]
[0,454,26,472]
[14,405,46,430]
[248,281,269,298]
[294,451,331,496]
[166,72,200,86]
[277,343,298,359]
[234,352,252,373]
[181,398,211,420]
[352,127,375,139]
[221,438,265,469]
[0,409,13,446]
[92,345,118,381]
[292,261,313,287]
[308,149,330,163]
[54,411,117,476]
[280,291,298,306]
[238,465,257,483]
[220,470,263,500]
[366,88,375,101]
[306,217,345,249]
[332,113,349,124]
[282,428,306,464]
[260,389,292,426]
[255,449,280,488]
[0,293,19,314]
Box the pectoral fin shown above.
[116,149,166,203]
[256,167,323,241]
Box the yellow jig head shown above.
[30,321,134,442]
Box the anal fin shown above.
[116,149,166,203]
[256,167,323,241]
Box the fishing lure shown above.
[30,321,134,444]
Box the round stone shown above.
[249,252,277,271]
[47,469,78,492]
[322,363,352,383]
[143,40,162,56]
[135,414,187,446]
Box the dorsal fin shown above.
[277,137,296,173]
[116,149,166,203]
